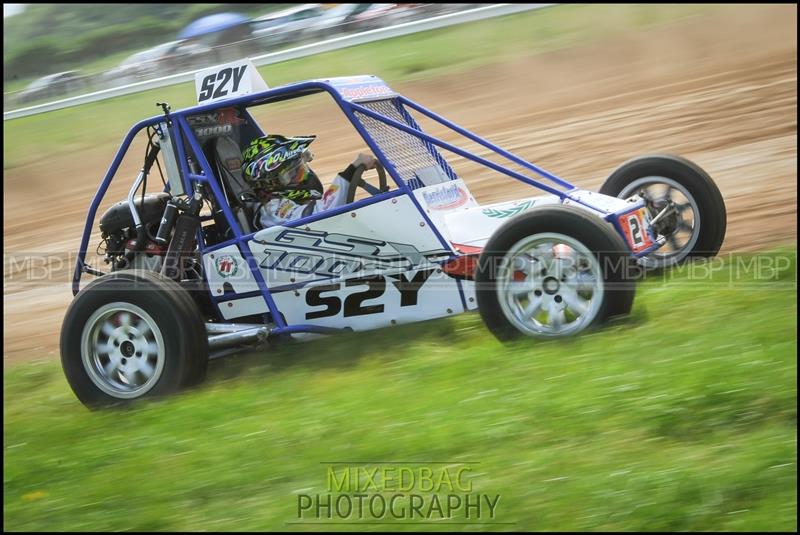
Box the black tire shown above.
[61,270,208,409]
[127,270,209,387]
[599,154,726,268]
[476,205,637,341]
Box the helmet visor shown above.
[277,159,309,187]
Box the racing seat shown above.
[203,135,258,235]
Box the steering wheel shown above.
[346,162,389,204]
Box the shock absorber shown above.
[155,153,200,246]
[160,184,203,281]
[154,200,179,245]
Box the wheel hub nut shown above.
[120,340,135,358]
[543,276,560,295]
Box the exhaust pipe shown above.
[206,322,266,334]
[207,325,270,350]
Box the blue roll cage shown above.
[72,76,659,336]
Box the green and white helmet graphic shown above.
[241,134,316,189]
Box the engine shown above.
[98,193,170,271]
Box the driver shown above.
[241,134,377,229]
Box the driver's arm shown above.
[322,152,378,211]
[256,153,377,228]
[338,153,378,185]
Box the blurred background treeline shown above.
[3,4,289,82]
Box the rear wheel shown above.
[476,205,637,341]
[61,270,208,409]
[600,154,726,270]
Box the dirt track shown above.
[3,5,796,363]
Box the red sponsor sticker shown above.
[215,254,239,278]
[618,208,654,253]
[218,107,245,126]
[322,184,340,209]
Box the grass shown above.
[4,248,797,531]
[2,3,721,170]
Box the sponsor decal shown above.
[338,83,395,102]
[304,269,435,320]
[482,200,533,219]
[195,59,267,104]
[187,107,246,138]
[618,207,654,253]
[321,184,340,209]
[422,182,470,211]
[217,107,246,126]
[192,123,232,138]
[277,200,295,219]
[262,145,307,172]
[254,228,450,278]
[215,254,239,278]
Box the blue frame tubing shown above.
[71,78,657,335]
[394,96,656,251]
[346,100,657,227]
[350,102,580,202]
[393,100,459,182]
[399,96,575,191]
[175,114,286,328]
[334,98,454,254]
[167,85,438,330]
[72,115,162,295]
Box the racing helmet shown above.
[241,135,319,196]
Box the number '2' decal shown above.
[628,215,644,246]
[618,208,654,253]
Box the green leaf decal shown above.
[482,200,533,218]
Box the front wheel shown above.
[61,270,208,409]
[600,154,727,270]
[476,205,637,341]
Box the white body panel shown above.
[202,185,635,324]
[220,296,269,320]
[413,179,479,231]
[203,244,271,319]
[271,268,465,331]
[459,279,479,311]
[210,194,468,325]
[203,244,260,294]
[440,188,634,249]
[248,194,450,290]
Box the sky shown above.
[4,3,26,18]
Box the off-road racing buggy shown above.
[62,60,726,408]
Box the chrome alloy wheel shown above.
[620,176,700,269]
[80,302,165,399]
[496,233,605,337]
